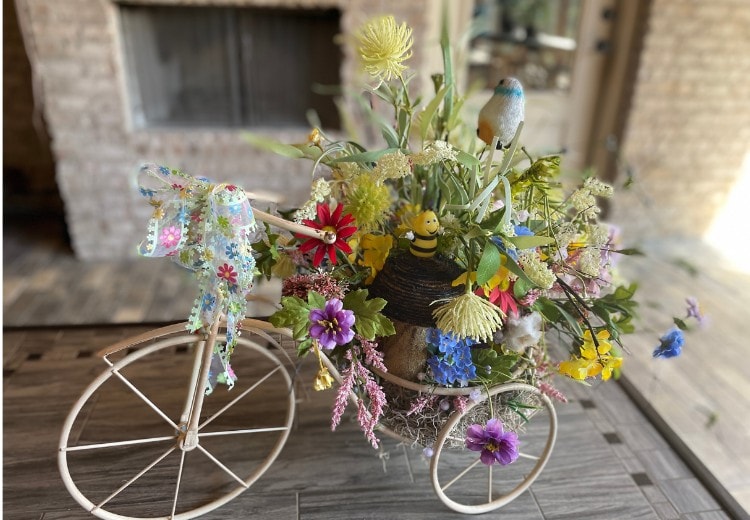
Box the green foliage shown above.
[472,347,520,385]
[343,289,396,340]
[268,295,310,341]
[476,240,501,286]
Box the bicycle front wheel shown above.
[58,329,295,520]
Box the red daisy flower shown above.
[217,263,238,285]
[296,203,357,267]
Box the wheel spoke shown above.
[111,369,179,430]
[92,446,176,511]
[488,465,493,502]
[442,457,482,492]
[199,426,289,438]
[62,435,176,452]
[518,452,540,461]
[199,365,282,430]
[171,450,187,519]
[196,445,249,488]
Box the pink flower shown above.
[159,226,182,248]
[217,263,238,285]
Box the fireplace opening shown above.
[119,4,342,129]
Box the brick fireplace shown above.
[15,0,472,259]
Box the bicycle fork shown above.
[177,317,222,451]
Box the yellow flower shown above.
[451,271,476,287]
[313,366,334,391]
[356,15,413,82]
[345,174,391,232]
[433,292,504,342]
[580,329,612,359]
[359,233,393,284]
[560,330,622,381]
[558,357,593,381]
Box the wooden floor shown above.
[3,215,748,519]
[3,324,731,519]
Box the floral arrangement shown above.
[241,13,648,459]
[134,14,697,465]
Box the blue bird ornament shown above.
[477,77,525,149]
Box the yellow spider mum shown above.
[356,15,413,82]
[433,292,504,342]
[345,174,391,232]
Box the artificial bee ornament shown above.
[408,210,440,258]
[477,77,525,148]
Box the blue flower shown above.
[490,236,518,261]
[226,242,240,260]
[201,294,216,311]
[426,329,477,387]
[514,225,533,237]
[652,328,684,358]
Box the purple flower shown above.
[465,418,519,466]
[686,297,705,325]
[309,298,355,350]
[652,328,684,358]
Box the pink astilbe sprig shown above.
[407,394,440,416]
[359,375,387,448]
[330,346,387,448]
[453,395,470,414]
[359,336,387,372]
[538,381,568,403]
[331,354,357,431]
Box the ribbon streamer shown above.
[136,163,259,393]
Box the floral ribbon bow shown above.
[137,163,258,393]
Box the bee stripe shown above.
[413,232,437,240]
[410,243,437,253]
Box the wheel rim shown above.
[59,333,295,520]
[430,383,557,515]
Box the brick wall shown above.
[611,0,750,239]
[15,0,471,259]
[3,0,57,211]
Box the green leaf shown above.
[555,303,583,337]
[472,348,519,385]
[342,289,395,340]
[439,0,454,125]
[613,248,644,256]
[297,338,313,357]
[506,235,555,249]
[455,150,481,168]
[330,147,401,165]
[476,240,501,286]
[420,85,450,142]
[307,291,326,310]
[243,133,304,159]
[674,317,689,331]
[269,296,311,341]
[502,253,535,287]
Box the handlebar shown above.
[252,208,336,244]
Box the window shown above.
[119,5,341,129]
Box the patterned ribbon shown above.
[137,163,258,394]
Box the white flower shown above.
[411,140,457,166]
[504,312,543,352]
[578,247,601,277]
[584,177,614,198]
[372,150,411,183]
[519,251,556,290]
